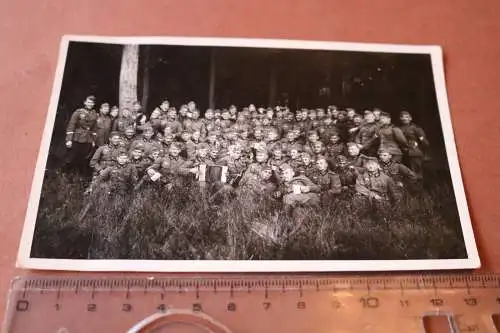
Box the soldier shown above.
[95,102,113,147]
[129,142,152,176]
[162,107,183,136]
[179,131,196,160]
[310,156,342,198]
[325,131,346,165]
[303,130,321,154]
[354,156,399,205]
[399,110,429,178]
[218,144,249,187]
[377,112,409,163]
[274,164,320,211]
[121,126,137,149]
[220,109,233,129]
[64,95,98,174]
[345,142,364,168]
[190,143,213,167]
[202,109,218,135]
[89,131,122,179]
[347,113,363,142]
[149,108,164,133]
[250,126,267,152]
[147,143,195,187]
[183,109,205,134]
[297,151,316,179]
[152,99,170,118]
[131,125,162,157]
[109,105,119,133]
[378,148,419,192]
[267,144,289,174]
[239,165,276,198]
[334,155,358,192]
[90,149,138,194]
[229,104,238,120]
[112,108,135,133]
[240,149,270,188]
[354,111,379,156]
[310,140,326,160]
[287,144,303,171]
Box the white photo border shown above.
[16,35,480,272]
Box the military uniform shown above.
[379,160,418,184]
[218,156,248,186]
[94,163,138,194]
[278,175,320,207]
[296,162,316,179]
[95,114,113,147]
[355,123,379,155]
[399,123,429,177]
[89,143,120,174]
[377,124,409,163]
[354,170,399,202]
[310,170,342,195]
[112,117,135,133]
[65,106,98,173]
[130,138,163,157]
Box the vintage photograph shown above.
[17,36,479,271]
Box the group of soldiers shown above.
[64,95,430,210]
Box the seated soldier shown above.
[240,149,270,185]
[218,144,249,187]
[89,149,138,195]
[274,164,320,211]
[239,166,277,198]
[310,156,342,198]
[354,156,399,205]
[345,142,364,168]
[130,125,162,156]
[146,143,195,188]
[120,126,137,149]
[297,151,316,179]
[267,144,288,171]
[334,155,358,192]
[378,148,419,191]
[287,144,303,171]
[179,131,196,160]
[89,131,122,180]
[325,131,346,166]
[310,140,326,160]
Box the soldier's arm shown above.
[393,127,410,148]
[89,147,103,170]
[355,176,373,197]
[65,110,79,142]
[415,125,429,147]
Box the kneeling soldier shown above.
[354,156,399,205]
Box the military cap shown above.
[380,111,391,118]
[117,148,129,157]
[315,155,328,162]
[132,142,145,152]
[169,142,182,150]
[378,147,392,155]
[346,142,359,148]
[400,110,412,117]
[361,155,379,165]
[336,155,348,163]
[124,126,135,133]
[109,131,121,138]
[86,95,96,102]
[101,102,110,107]
[142,124,154,133]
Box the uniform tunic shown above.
[355,171,398,201]
[95,114,113,147]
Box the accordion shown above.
[197,164,228,183]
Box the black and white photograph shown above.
[17,36,479,271]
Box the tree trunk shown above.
[208,48,216,109]
[119,44,139,113]
[141,45,151,115]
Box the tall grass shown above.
[31,169,467,260]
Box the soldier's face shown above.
[125,130,135,138]
[380,116,391,125]
[207,135,217,143]
[317,159,328,171]
[261,169,272,180]
[151,110,161,119]
[230,106,237,114]
[302,155,311,165]
[330,135,340,144]
[131,150,142,160]
[313,143,323,154]
[230,150,241,159]
[192,132,201,141]
[198,149,208,158]
[188,102,196,111]
[400,114,412,124]
[295,113,302,121]
[379,152,392,162]
[133,103,142,113]
[179,108,188,116]
[317,111,325,119]
[84,99,95,109]
[100,105,110,115]
[347,110,355,118]
[181,133,191,142]
[254,130,263,140]
[110,136,121,146]
[365,114,375,123]
[354,117,363,125]
[290,150,299,159]
[331,110,339,118]
[273,150,283,159]
[348,146,360,156]
[168,110,177,119]
[122,109,131,118]
[282,169,295,182]
[240,131,249,139]
[117,155,128,165]
[209,150,219,159]
[262,118,271,126]
[267,132,278,142]
[256,152,267,163]
[373,110,381,120]
[308,133,319,142]
[205,111,214,119]
[160,102,169,111]
[163,136,174,145]
[365,161,379,173]
[169,147,180,157]
[222,112,230,120]
[337,159,348,168]
[144,130,154,139]
[324,118,333,125]
[110,108,119,118]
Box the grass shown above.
[31,169,468,261]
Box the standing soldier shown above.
[377,112,409,163]
[354,111,379,156]
[65,95,98,174]
[399,110,429,178]
[95,102,113,147]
